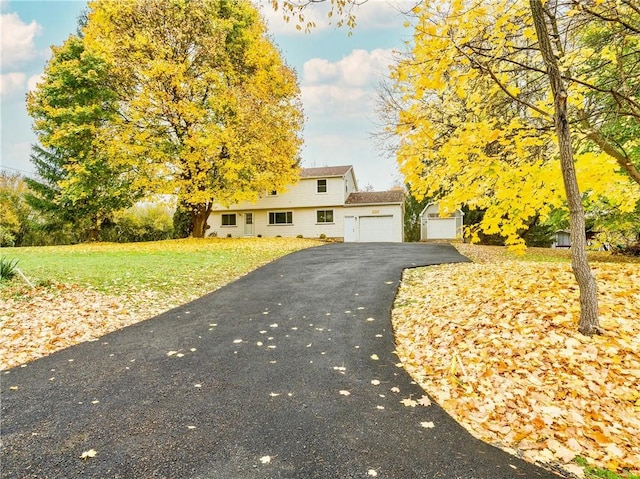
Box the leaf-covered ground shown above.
[0,238,321,370]
[3,240,638,477]
[392,244,640,477]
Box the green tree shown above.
[82,0,304,237]
[26,35,138,240]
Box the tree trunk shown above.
[530,0,600,335]
[190,203,212,238]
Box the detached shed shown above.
[420,203,464,240]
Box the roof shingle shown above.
[345,190,404,205]
[300,165,353,178]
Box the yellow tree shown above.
[83,0,303,237]
[385,0,639,335]
[276,0,640,334]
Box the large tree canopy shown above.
[82,0,304,237]
[378,0,640,334]
[26,34,137,239]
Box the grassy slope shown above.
[2,237,323,298]
[0,238,322,369]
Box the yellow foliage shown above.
[388,0,640,248]
[82,0,303,223]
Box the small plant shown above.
[575,457,640,479]
[296,234,304,238]
[319,233,327,240]
[0,256,19,281]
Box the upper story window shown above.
[268,190,278,196]
[317,179,327,193]
[221,213,237,226]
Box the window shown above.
[221,214,237,226]
[269,211,293,225]
[317,179,327,193]
[317,210,334,223]
[268,190,278,196]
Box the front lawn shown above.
[0,237,321,369]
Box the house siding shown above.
[209,207,346,238]
[206,166,403,242]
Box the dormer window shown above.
[317,179,327,193]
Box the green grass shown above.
[575,457,640,479]
[0,237,322,298]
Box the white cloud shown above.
[27,73,43,92]
[259,1,333,35]
[0,71,25,98]
[260,1,410,35]
[301,48,394,116]
[302,83,369,116]
[304,48,394,87]
[0,12,41,69]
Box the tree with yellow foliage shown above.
[83,0,303,237]
[384,0,640,335]
[277,0,640,334]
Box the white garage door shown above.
[427,218,457,239]
[359,216,394,242]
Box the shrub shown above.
[319,233,327,240]
[100,203,174,243]
[296,234,303,238]
[0,256,19,281]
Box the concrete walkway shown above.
[1,243,564,478]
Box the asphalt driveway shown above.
[1,243,564,478]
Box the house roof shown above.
[345,190,404,205]
[300,165,353,178]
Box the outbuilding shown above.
[420,203,464,240]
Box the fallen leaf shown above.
[401,398,418,407]
[421,421,435,429]
[339,390,351,396]
[80,449,97,459]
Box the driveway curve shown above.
[2,243,564,478]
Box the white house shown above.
[420,203,464,240]
[207,165,404,242]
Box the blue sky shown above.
[1,0,411,190]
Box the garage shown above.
[359,216,394,242]
[343,191,404,243]
[344,215,396,242]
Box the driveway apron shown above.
[1,243,563,478]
